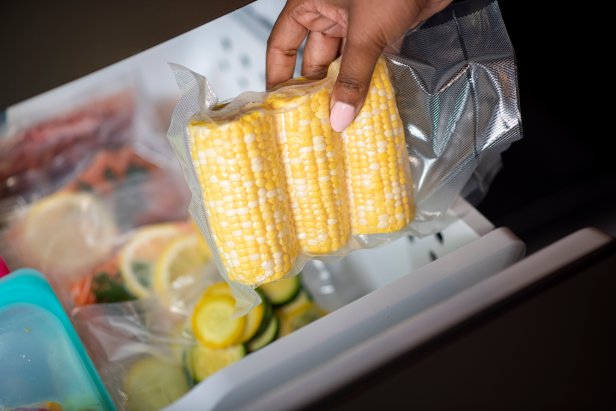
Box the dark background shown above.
[477,1,616,252]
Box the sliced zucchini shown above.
[189,344,246,382]
[123,357,190,411]
[278,312,293,338]
[239,302,265,343]
[192,294,246,348]
[246,314,279,352]
[279,290,311,316]
[287,303,323,330]
[258,275,302,306]
[204,281,232,296]
[247,297,273,343]
[278,299,325,338]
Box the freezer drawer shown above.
[241,228,613,411]
[165,215,524,411]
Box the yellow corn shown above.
[266,84,351,254]
[187,56,414,285]
[342,58,415,234]
[188,110,299,285]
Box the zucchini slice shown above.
[203,281,232,296]
[239,302,265,343]
[246,314,280,352]
[279,290,311,316]
[189,344,246,382]
[258,275,302,306]
[124,357,191,411]
[192,294,246,348]
[246,297,273,343]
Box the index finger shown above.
[266,8,308,89]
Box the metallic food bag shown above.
[389,0,521,235]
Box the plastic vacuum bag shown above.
[389,0,521,234]
[169,57,413,297]
[168,0,520,312]
[71,268,325,410]
[0,70,196,311]
[72,298,200,411]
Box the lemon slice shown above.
[21,191,117,277]
[153,233,211,298]
[119,223,184,298]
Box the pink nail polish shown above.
[330,102,355,132]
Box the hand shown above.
[266,0,452,132]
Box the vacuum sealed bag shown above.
[71,269,325,410]
[167,0,521,310]
[72,299,197,411]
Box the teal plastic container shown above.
[0,269,116,410]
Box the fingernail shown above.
[330,102,355,132]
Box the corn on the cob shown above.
[342,58,415,234]
[187,56,414,285]
[266,84,351,254]
[188,110,299,285]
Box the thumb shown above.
[330,36,383,132]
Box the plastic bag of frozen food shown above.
[169,57,415,311]
[72,298,197,411]
[167,0,521,312]
[0,62,202,311]
[71,267,325,410]
[0,163,192,310]
[0,66,187,227]
[0,87,136,205]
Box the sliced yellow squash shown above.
[189,344,245,382]
[192,294,245,348]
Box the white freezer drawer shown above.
[166,203,524,411]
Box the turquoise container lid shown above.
[0,268,116,411]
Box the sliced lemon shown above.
[21,191,117,276]
[119,223,184,298]
[153,233,211,298]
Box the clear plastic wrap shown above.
[72,298,199,411]
[167,0,520,311]
[71,267,324,410]
[168,2,520,310]
[169,58,415,311]
[388,0,522,234]
[0,88,136,206]
[0,163,192,311]
[0,71,196,311]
